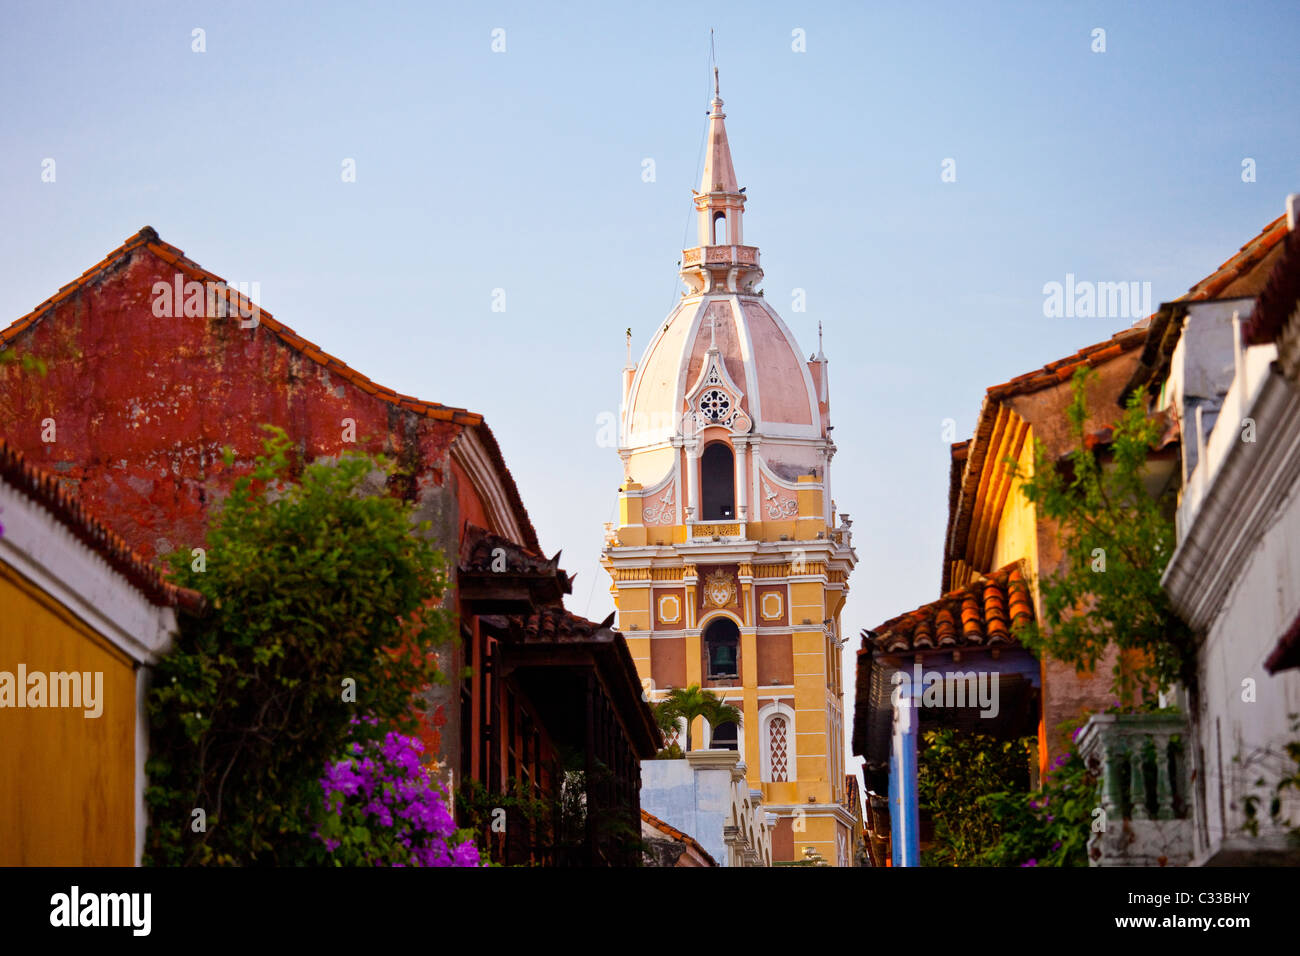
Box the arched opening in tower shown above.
[700,442,735,520]
[712,210,727,245]
[703,615,740,679]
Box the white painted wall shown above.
[1194,480,1300,858]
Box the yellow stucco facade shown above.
[603,471,857,863]
[0,562,137,865]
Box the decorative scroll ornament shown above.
[642,483,676,525]
[704,568,737,608]
[762,479,798,519]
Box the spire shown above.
[700,69,739,196]
[679,62,761,295]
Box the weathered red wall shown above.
[0,246,461,562]
[451,458,492,535]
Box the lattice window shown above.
[769,716,789,782]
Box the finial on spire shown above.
[714,66,720,100]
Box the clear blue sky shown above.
[4,1,1299,749]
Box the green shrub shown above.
[144,427,453,865]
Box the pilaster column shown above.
[685,439,700,522]
[733,436,749,524]
[748,436,762,524]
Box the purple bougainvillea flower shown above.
[453,842,481,868]
[1020,859,1037,867]
[1052,841,1062,850]
[316,720,477,868]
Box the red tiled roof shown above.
[515,605,616,642]
[640,808,718,866]
[1245,224,1300,347]
[987,328,1148,403]
[868,562,1033,654]
[1183,214,1289,303]
[1,227,480,425]
[458,523,570,611]
[460,522,562,579]
[0,227,542,555]
[0,437,203,612]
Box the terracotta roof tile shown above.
[1184,216,1288,302]
[868,562,1033,654]
[0,438,203,613]
[459,522,561,579]
[515,605,608,642]
[984,327,1147,404]
[640,808,718,866]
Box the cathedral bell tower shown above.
[602,74,859,866]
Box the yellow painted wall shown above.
[992,432,1038,580]
[0,563,137,865]
[616,585,651,633]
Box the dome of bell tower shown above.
[619,75,832,492]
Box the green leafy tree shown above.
[1009,367,1195,701]
[144,426,453,865]
[653,684,742,753]
[917,728,1034,866]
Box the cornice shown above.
[1163,364,1300,631]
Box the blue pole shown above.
[890,686,920,866]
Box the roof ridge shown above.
[1182,214,1288,301]
[0,228,486,428]
[986,326,1146,403]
